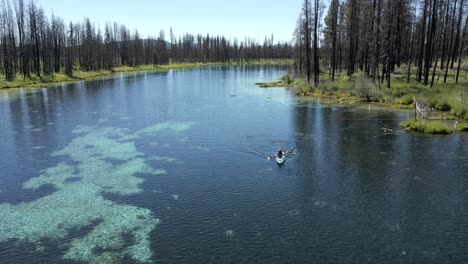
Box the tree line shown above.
[0,0,292,81]
[293,0,468,88]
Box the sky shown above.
[39,0,304,43]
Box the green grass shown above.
[400,119,453,134]
[397,94,414,105]
[455,121,468,131]
[255,81,286,88]
[0,70,116,89]
[257,66,468,133]
[73,70,113,79]
[280,64,468,120]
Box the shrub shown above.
[399,95,414,105]
[435,101,452,111]
[455,121,468,131]
[280,73,293,85]
[450,106,468,119]
[296,84,314,94]
[355,76,383,102]
[318,81,338,94]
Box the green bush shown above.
[280,73,293,85]
[400,119,453,134]
[399,95,414,105]
[296,84,314,94]
[318,81,338,94]
[455,121,468,131]
[451,106,468,119]
[435,101,452,111]
[355,76,383,102]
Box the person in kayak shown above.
[276,149,284,159]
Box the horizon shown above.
[39,0,305,43]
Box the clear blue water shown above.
[0,66,467,264]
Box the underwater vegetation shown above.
[0,122,194,263]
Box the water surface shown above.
[0,66,467,264]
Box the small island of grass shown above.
[255,73,298,88]
[400,119,453,134]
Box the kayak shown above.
[276,156,285,165]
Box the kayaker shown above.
[277,149,284,159]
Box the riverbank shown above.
[257,68,468,134]
[0,60,292,89]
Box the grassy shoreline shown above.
[0,59,292,89]
[256,69,468,134]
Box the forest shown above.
[1,0,467,102]
[0,0,292,83]
[293,0,467,89]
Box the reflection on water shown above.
[0,66,467,264]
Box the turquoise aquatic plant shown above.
[0,122,194,263]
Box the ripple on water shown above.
[32,146,46,150]
[225,230,234,237]
[189,146,211,152]
[288,209,301,217]
[314,201,327,208]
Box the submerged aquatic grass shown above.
[136,121,195,136]
[0,121,194,263]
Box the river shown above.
[0,66,467,264]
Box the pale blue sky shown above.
[39,0,305,42]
